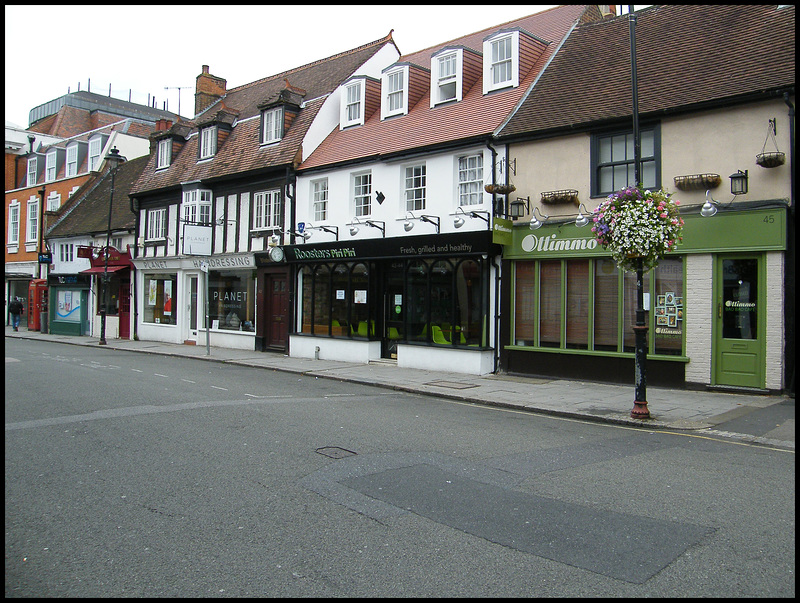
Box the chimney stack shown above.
[195,65,227,116]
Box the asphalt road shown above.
[5,338,795,597]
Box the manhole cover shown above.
[315,446,357,459]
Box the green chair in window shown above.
[431,325,450,345]
[356,320,375,337]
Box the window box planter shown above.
[540,189,579,205]
[673,173,721,191]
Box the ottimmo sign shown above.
[521,233,599,253]
[505,225,607,260]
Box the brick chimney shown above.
[195,65,227,116]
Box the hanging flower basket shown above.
[484,183,516,195]
[540,189,579,205]
[673,173,721,191]
[755,152,785,168]
[591,187,684,272]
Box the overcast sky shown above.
[5,4,560,130]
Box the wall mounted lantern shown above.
[729,169,748,195]
[509,196,529,220]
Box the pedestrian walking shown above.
[9,297,24,331]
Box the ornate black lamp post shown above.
[99,147,125,345]
[628,6,649,419]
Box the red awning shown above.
[79,265,129,275]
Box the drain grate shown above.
[315,446,357,459]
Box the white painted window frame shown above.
[431,49,462,106]
[381,66,408,119]
[157,138,172,169]
[146,208,167,240]
[199,126,217,159]
[253,189,282,230]
[458,154,484,206]
[88,137,102,171]
[353,171,372,217]
[312,178,328,222]
[66,143,79,177]
[45,149,57,182]
[483,31,519,94]
[27,157,37,187]
[261,107,283,144]
[8,200,20,246]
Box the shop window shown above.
[430,260,454,329]
[514,262,536,345]
[594,259,619,351]
[330,264,349,332]
[350,264,370,335]
[653,257,684,355]
[96,274,121,316]
[456,259,484,346]
[208,269,255,331]
[299,266,313,334]
[312,264,331,332]
[512,256,683,357]
[623,270,650,353]
[144,273,177,324]
[297,257,487,347]
[539,260,561,347]
[565,260,589,349]
[407,260,428,342]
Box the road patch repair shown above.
[302,450,714,584]
[341,463,712,583]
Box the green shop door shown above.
[713,255,765,388]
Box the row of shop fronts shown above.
[16,203,788,392]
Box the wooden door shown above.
[267,274,288,348]
[118,281,130,339]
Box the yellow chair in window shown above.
[431,325,450,345]
[356,320,375,337]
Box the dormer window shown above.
[341,80,364,128]
[88,136,102,171]
[381,66,407,119]
[66,143,79,177]
[199,126,217,159]
[27,157,37,187]
[156,138,172,169]
[433,50,459,105]
[483,31,519,93]
[46,149,57,182]
[261,107,283,144]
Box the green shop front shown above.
[282,230,500,375]
[500,204,787,391]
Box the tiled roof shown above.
[299,5,596,171]
[130,35,396,196]
[48,155,150,238]
[22,120,155,189]
[499,4,796,138]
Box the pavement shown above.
[5,326,794,451]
